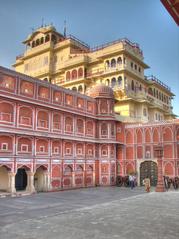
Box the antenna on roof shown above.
[64,20,67,37]
[41,17,44,27]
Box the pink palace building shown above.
[0,65,179,194]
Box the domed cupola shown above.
[86,84,114,99]
[87,84,115,116]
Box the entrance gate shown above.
[140,161,158,186]
[15,168,27,190]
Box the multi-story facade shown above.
[117,121,179,186]
[13,25,175,122]
[0,66,179,195]
[0,66,118,194]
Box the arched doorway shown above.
[15,168,27,191]
[0,166,9,192]
[34,166,47,192]
[140,161,158,186]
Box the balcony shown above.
[125,90,172,112]
[24,42,54,58]
[59,55,89,69]
[86,68,104,78]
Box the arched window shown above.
[159,92,161,100]
[36,39,40,46]
[111,59,116,68]
[32,41,35,48]
[126,131,133,144]
[66,71,71,81]
[40,37,44,44]
[153,128,159,143]
[78,68,83,78]
[76,165,83,172]
[163,127,172,142]
[51,34,57,44]
[45,34,50,42]
[176,128,179,141]
[145,129,151,143]
[156,90,158,98]
[87,165,93,172]
[78,85,83,93]
[136,130,142,144]
[117,57,122,65]
[105,60,110,68]
[143,108,147,116]
[153,88,156,97]
[72,87,77,92]
[111,78,116,88]
[64,165,73,173]
[118,76,122,86]
[71,70,77,80]
[148,88,153,95]
[131,80,134,91]
[106,79,110,86]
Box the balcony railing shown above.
[126,90,172,112]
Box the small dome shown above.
[87,84,114,98]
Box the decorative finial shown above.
[41,18,44,27]
[64,20,67,37]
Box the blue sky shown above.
[0,0,178,116]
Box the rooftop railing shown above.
[90,38,143,56]
[66,34,90,49]
[145,75,171,92]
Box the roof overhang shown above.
[161,0,179,25]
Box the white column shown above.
[72,172,75,187]
[44,172,51,191]
[8,172,16,194]
[92,171,95,186]
[26,172,36,193]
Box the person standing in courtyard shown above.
[129,174,134,189]
[143,177,151,192]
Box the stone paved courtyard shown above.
[0,187,179,239]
